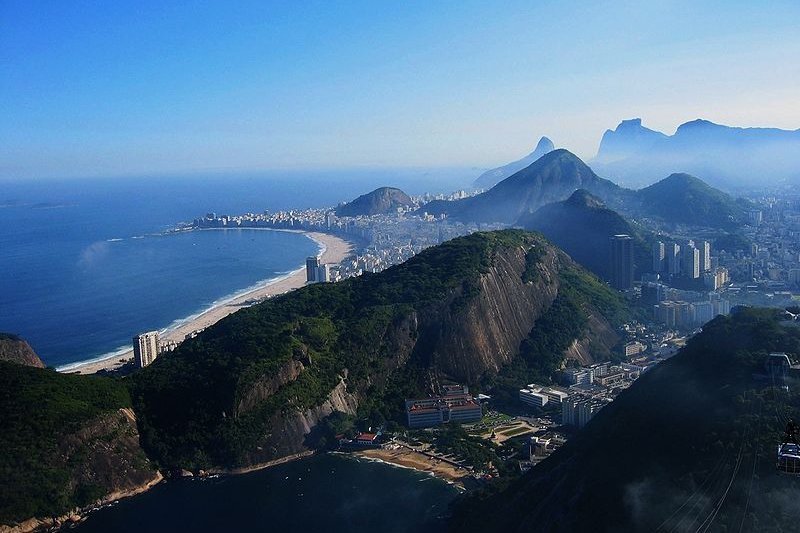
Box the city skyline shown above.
[2,1,800,180]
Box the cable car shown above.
[777,443,800,474]
[778,420,800,474]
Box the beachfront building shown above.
[306,256,320,282]
[133,331,160,368]
[405,388,483,428]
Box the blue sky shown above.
[2,0,799,179]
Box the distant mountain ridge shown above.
[592,118,800,188]
[424,149,624,224]
[425,149,743,230]
[473,136,555,189]
[636,172,749,229]
[335,187,413,217]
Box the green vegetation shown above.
[0,362,132,524]
[130,229,625,471]
[451,308,800,532]
[488,262,628,406]
[518,189,653,281]
[637,172,749,229]
[131,230,557,469]
[714,231,753,253]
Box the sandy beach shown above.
[355,446,469,487]
[63,230,354,374]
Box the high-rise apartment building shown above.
[306,256,320,282]
[667,243,681,275]
[653,241,665,273]
[700,240,711,272]
[683,245,701,279]
[610,235,634,290]
[133,331,160,368]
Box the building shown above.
[306,256,320,282]
[405,390,483,428]
[624,341,646,357]
[563,394,610,428]
[562,368,594,386]
[519,385,569,408]
[682,245,701,279]
[667,243,681,275]
[653,241,666,272]
[316,263,331,283]
[641,282,666,305]
[133,331,160,368]
[700,241,712,272]
[610,235,634,290]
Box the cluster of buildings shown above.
[305,256,332,283]
[519,351,674,429]
[652,239,713,280]
[405,385,483,428]
[188,196,504,285]
[722,198,800,288]
[132,331,176,368]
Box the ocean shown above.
[0,169,471,368]
[74,454,458,532]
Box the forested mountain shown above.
[517,190,652,281]
[423,150,625,224]
[450,308,800,532]
[636,172,750,229]
[0,362,158,528]
[334,187,413,216]
[129,230,627,471]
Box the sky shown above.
[2,0,799,180]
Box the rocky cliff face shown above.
[133,231,625,471]
[0,334,44,368]
[411,244,560,382]
[231,237,620,460]
[57,408,160,504]
[249,376,359,463]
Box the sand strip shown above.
[62,230,354,374]
[354,447,469,488]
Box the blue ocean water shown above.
[74,454,458,532]
[0,169,471,367]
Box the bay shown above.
[75,454,458,533]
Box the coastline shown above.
[352,446,469,489]
[60,230,354,375]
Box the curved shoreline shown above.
[59,230,354,374]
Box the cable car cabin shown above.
[777,442,800,474]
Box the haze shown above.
[2,0,799,179]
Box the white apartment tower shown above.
[653,241,666,273]
[700,240,711,272]
[133,331,160,368]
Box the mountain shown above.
[517,190,652,281]
[636,172,749,229]
[0,333,44,368]
[595,118,668,164]
[0,362,159,529]
[423,150,626,224]
[334,187,413,217]
[593,118,800,188]
[130,230,627,471]
[450,307,800,532]
[473,137,555,189]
